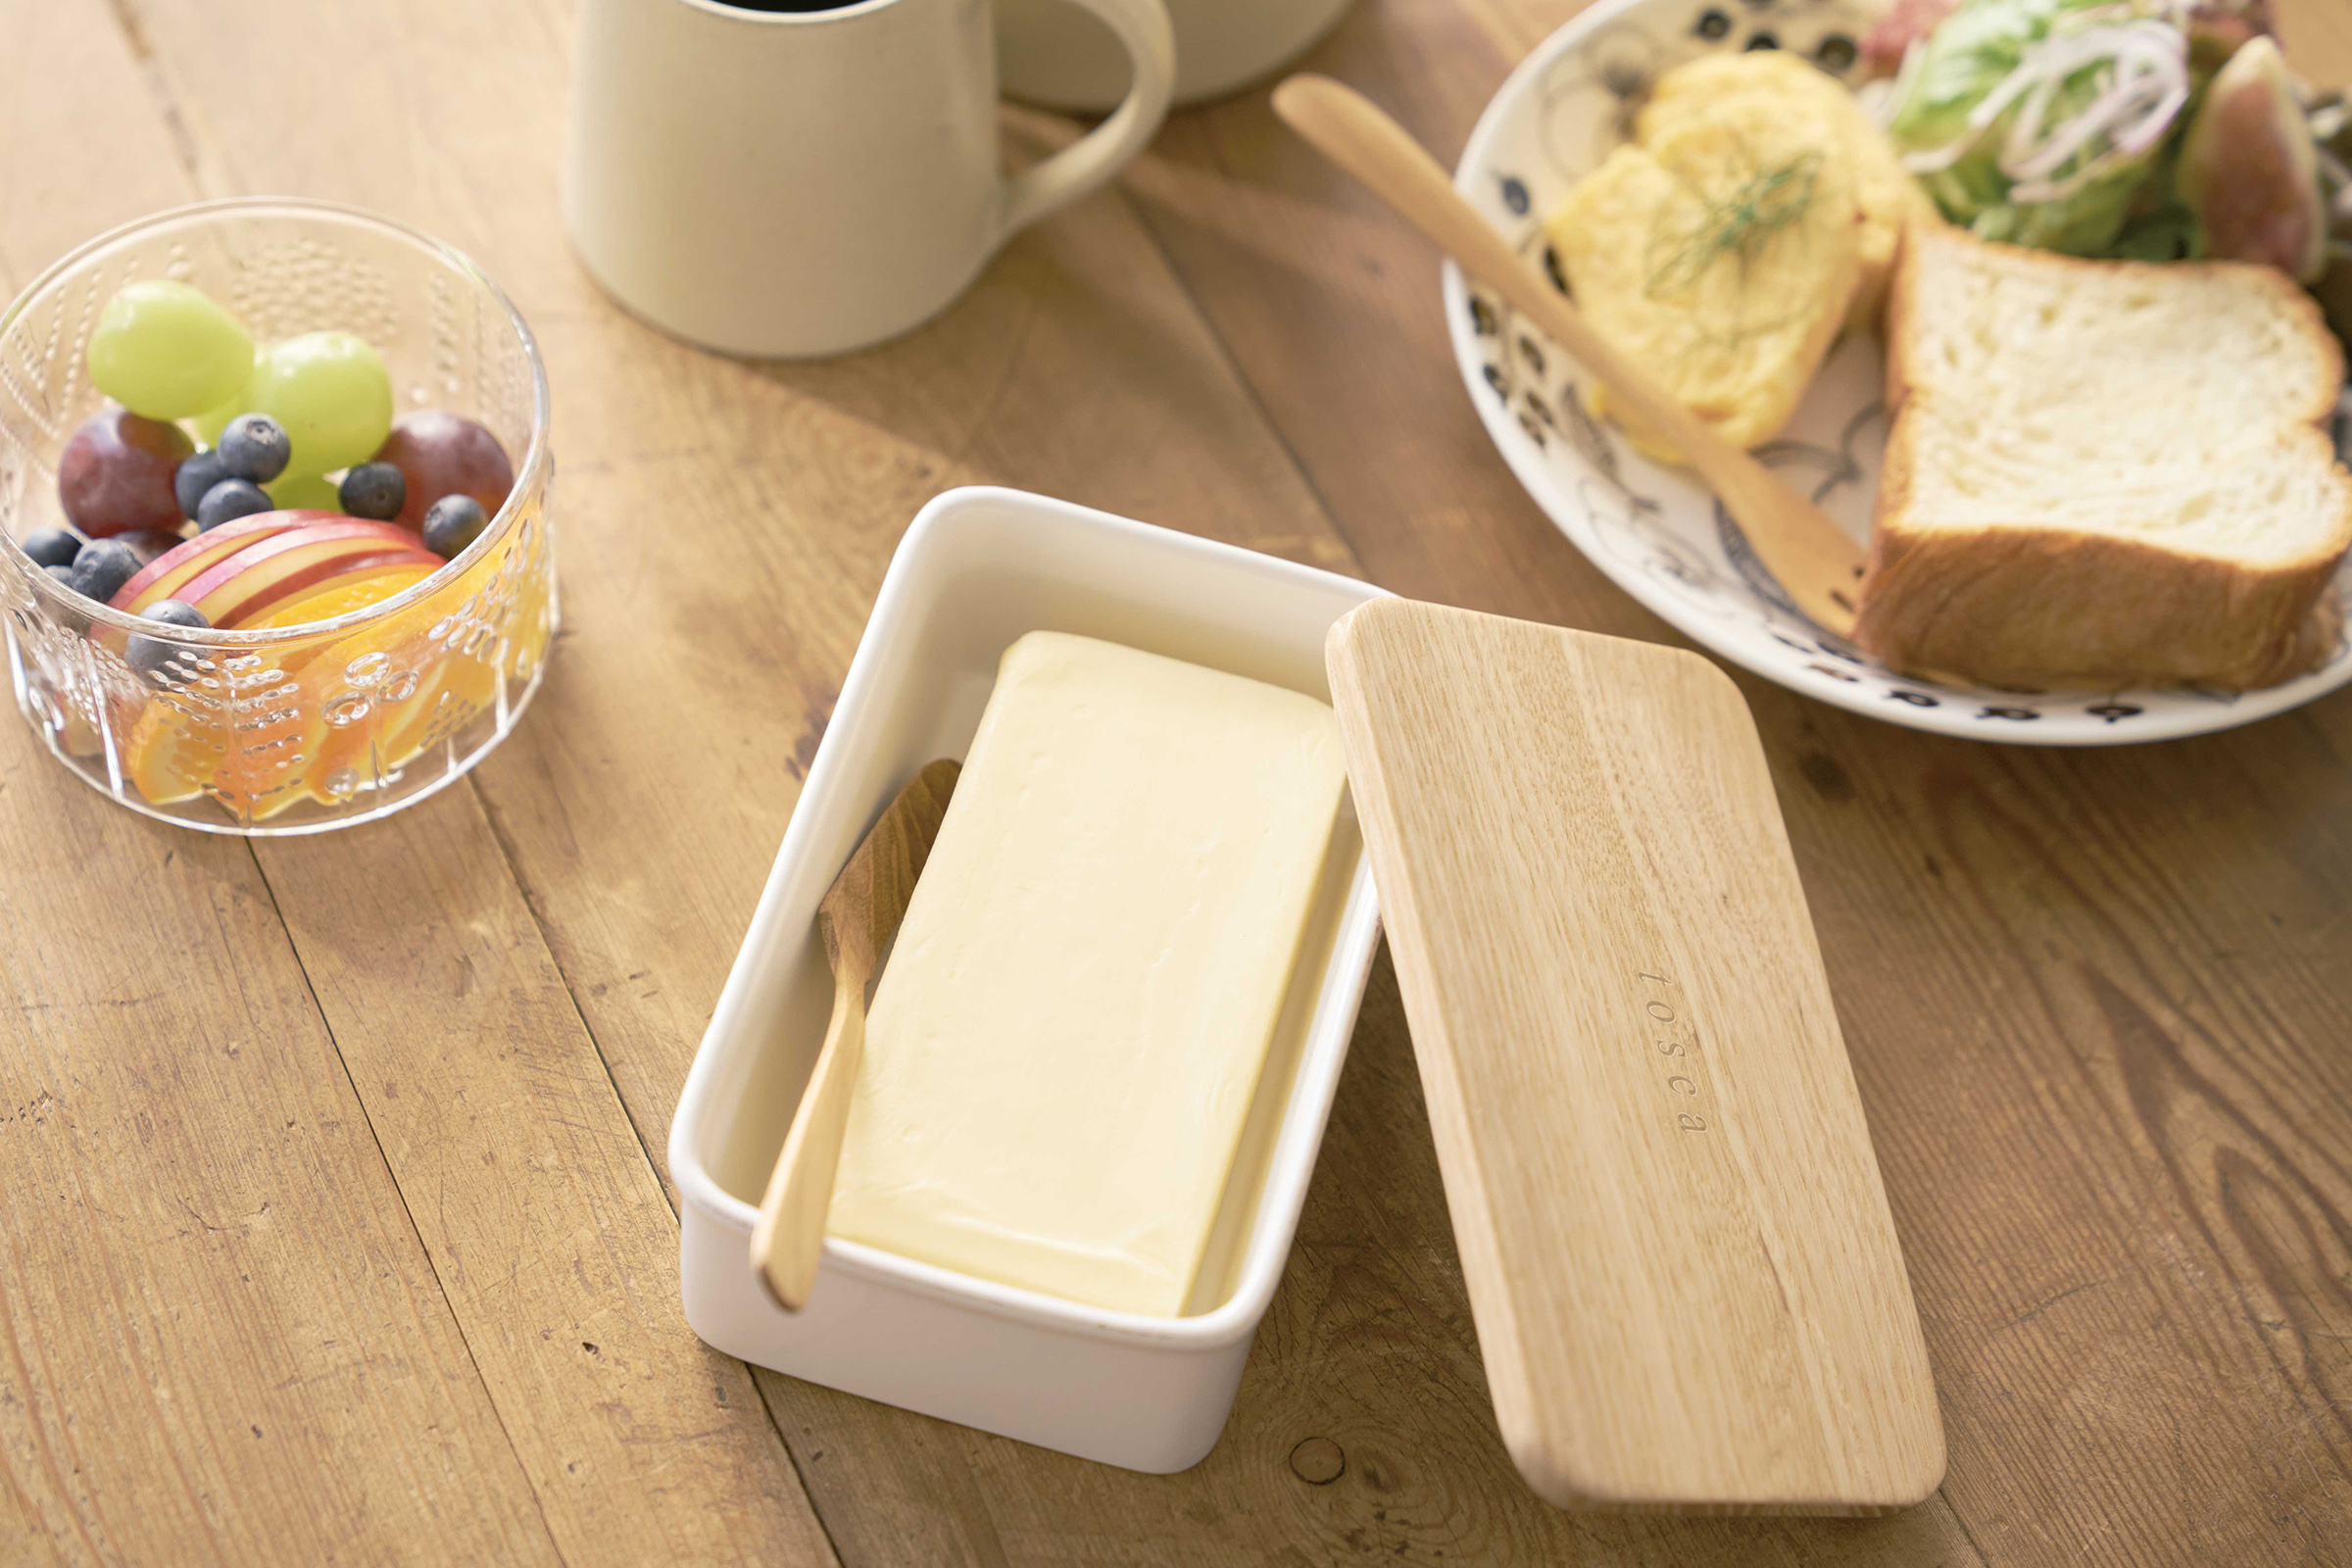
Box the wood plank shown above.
[22,0,2343,1562]
[1116,0,2352,1559]
[1125,0,1633,631]
[1802,719,2352,1563]
[0,17,559,1566]
[113,0,1976,1558]
[1326,599,1942,1513]
[0,766,556,1568]
[27,0,851,1561]
[86,0,1973,1560]
[255,792,839,1568]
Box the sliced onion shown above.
[2006,57,2159,177]
[1898,13,2189,196]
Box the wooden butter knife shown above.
[1270,74,1867,637]
[752,758,960,1311]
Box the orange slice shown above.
[122,687,321,819]
[303,658,466,803]
[123,557,479,819]
[246,563,436,631]
[294,568,485,800]
[122,700,220,807]
[123,536,552,817]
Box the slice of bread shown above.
[1546,92,1862,458]
[1855,227,2352,690]
[1639,51,1941,334]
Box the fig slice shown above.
[2180,35,2327,282]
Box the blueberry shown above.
[125,598,209,679]
[339,462,408,522]
[43,563,74,585]
[421,494,488,559]
[174,447,226,519]
[218,414,291,484]
[143,596,206,628]
[196,478,272,531]
[66,537,141,603]
[22,526,83,568]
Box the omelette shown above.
[1544,61,1868,459]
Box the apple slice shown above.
[185,533,440,632]
[174,520,442,630]
[110,510,333,613]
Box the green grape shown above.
[246,331,393,477]
[266,470,342,512]
[190,352,260,447]
[86,281,254,420]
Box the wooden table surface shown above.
[6,0,2352,1563]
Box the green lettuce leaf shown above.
[1886,0,2182,257]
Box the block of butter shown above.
[827,631,1348,1316]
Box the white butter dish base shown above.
[669,487,1386,1472]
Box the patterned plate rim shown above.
[1440,0,2352,746]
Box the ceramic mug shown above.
[564,0,1175,358]
[996,0,1353,111]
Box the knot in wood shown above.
[1288,1436,1346,1485]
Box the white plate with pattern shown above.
[1442,0,2352,743]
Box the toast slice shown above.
[1546,91,1862,458]
[1639,51,1941,334]
[1854,227,2352,690]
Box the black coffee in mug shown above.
[708,1,865,11]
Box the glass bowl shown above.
[0,198,555,835]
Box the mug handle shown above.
[996,0,1176,238]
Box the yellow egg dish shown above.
[1640,51,1943,332]
[1545,87,1862,459]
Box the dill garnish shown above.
[1642,144,1824,302]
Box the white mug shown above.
[997,0,1353,111]
[564,0,1175,358]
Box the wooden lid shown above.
[1325,599,1943,1514]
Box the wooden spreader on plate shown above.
[1326,597,1942,1513]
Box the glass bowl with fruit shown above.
[0,199,554,834]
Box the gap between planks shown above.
[233,840,572,1564]
[1091,132,1371,588]
[463,768,858,1568]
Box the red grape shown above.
[371,412,514,533]
[58,408,193,537]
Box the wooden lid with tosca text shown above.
[1325,597,1943,1514]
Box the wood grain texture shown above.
[1120,0,2352,1558]
[252,793,842,1568]
[818,759,961,983]
[754,759,959,1310]
[2,0,2347,1560]
[0,716,562,1568]
[756,982,865,1314]
[0,8,561,1565]
[1327,599,1940,1511]
[0,0,844,1563]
